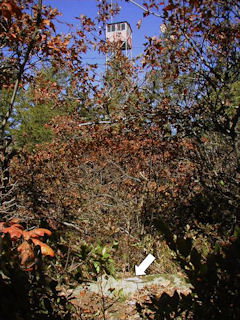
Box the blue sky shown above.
[45,0,162,73]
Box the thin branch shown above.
[109,160,141,182]
[62,221,82,232]
[78,120,112,127]
[125,0,162,18]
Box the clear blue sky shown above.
[45,0,162,73]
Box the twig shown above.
[62,221,82,232]
[125,0,162,18]
[64,238,72,273]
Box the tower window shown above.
[121,23,125,30]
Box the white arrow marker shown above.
[135,253,156,276]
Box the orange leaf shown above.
[17,241,35,266]
[20,251,30,265]
[0,222,6,232]
[17,241,31,253]
[28,228,52,238]
[23,230,31,240]
[79,290,86,297]
[9,218,21,225]
[32,238,55,257]
[1,2,12,20]
[9,223,24,230]
[3,225,23,240]
[43,19,51,26]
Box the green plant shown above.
[90,242,117,278]
[58,239,118,283]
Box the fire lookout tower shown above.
[105,21,133,62]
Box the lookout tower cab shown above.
[106,21,132,61]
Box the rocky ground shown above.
[70,274,192,319]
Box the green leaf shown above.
[113,241,119,249]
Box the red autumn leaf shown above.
[11,2,22,18]
[32,238,55,257]
[164,4,176,11]
[17,241,31,253]
[20,251,30,266]
[23,265,35,272]
[9,223,24,230]
[28,228,52,238]
[1,1,21,20]
[17,241,35,266]
[1,1,12,11]
[22,230,31,240]
[143,11,150,17]
[1,2,12,20]
[9,218,21,225]
[2,225,23,240]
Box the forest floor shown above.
[70,273,192,319]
